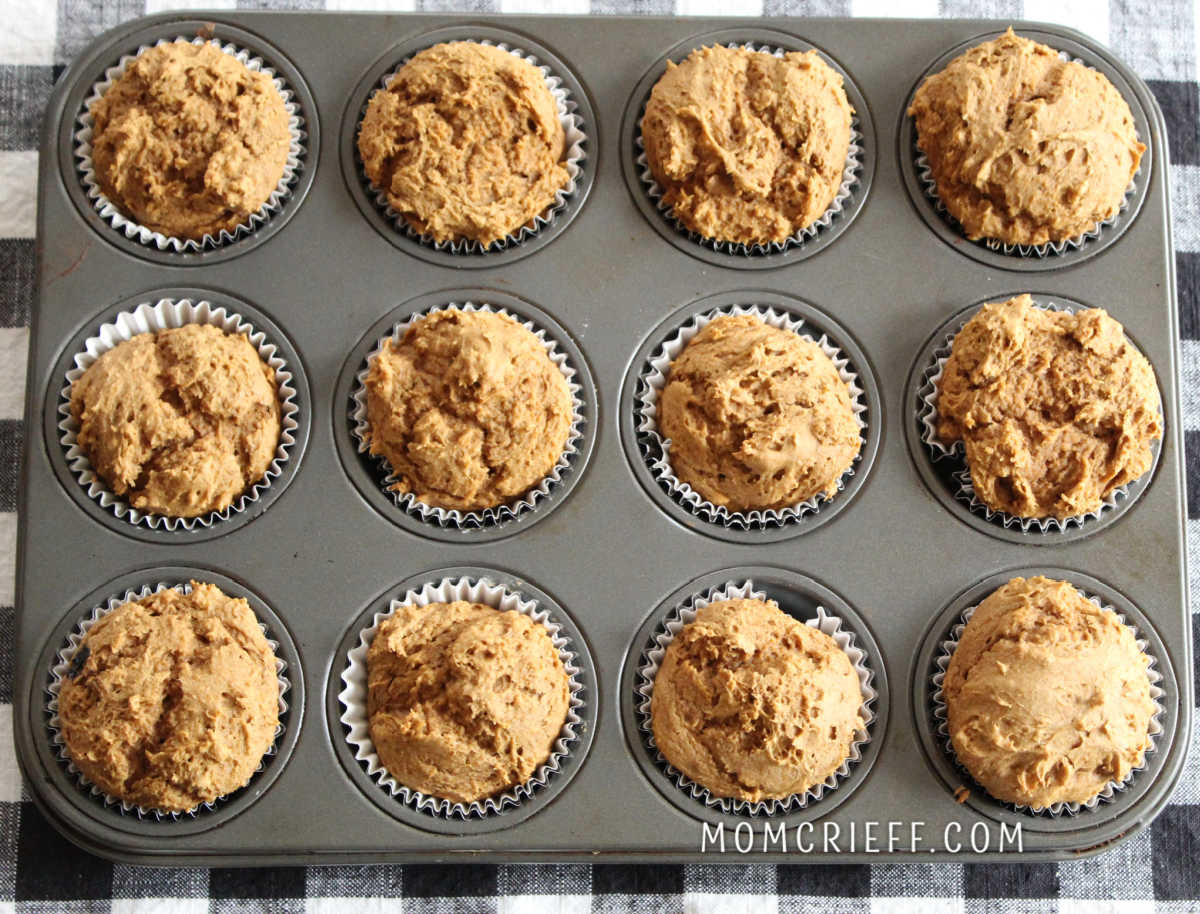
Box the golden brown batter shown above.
[936,295,1161,519]
[641,44,853,245]
[658,314,861,512]
[357,41,569,246]
[364,309,572,512]
[90,42,291,240]
[908,29,1144,246]
[944,576,1155,808]
[651,598,862,802]
[367,601,570,805]
[70,323,282,519]
[58,582,280,813]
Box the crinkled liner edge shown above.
[635,303,867,529]
[57,298,300,532]
[45,581,291,820]
[337,576,585,819]
[634,580,878,816]
[350,301,584,529]
[931,587,1165,817]
[915,297,1160,533]
[635,41,863,256]
[911,50,1140,258]
[356,39,586,254]
[74,36,306,253]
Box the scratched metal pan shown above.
[14,12,1190,864]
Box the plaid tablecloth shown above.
[3,0,1199,909]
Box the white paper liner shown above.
[356,39,586,254]
[635,41,863,256]
[911,50,1140,258]
[635,303,867,529]
[931,587,1165,816]
[337,575,585,819]
[916,298,1161,533]
[350,302,584,528]
[45,581,291,819]
[57,298,301,532]
[74,36,306,253]
[635,580,877,816]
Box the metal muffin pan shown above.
[16,13,1190,864]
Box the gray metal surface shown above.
[14,12,1191,865]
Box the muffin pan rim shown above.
[25,564,307,838]
[618,25,877,270]
[53,17,320,267]
[40,286,313,545]
[901,291,1164,545]
[908,566,1181,835]
[896,27,1153,273]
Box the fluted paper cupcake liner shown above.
[635,41,862,257]
[58,298,300,532]
[350,302,584,529]
[74,37,306,253]
[911,51,1139,259]
[915,298,1159,533]
[356,40,586,254]
[931,589,1164,816]
[45,581,291,820]
[635,580,877,817]
[338,576,585,820]
[635,303,867,529]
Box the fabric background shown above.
[2,0,1199,910]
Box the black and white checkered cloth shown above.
[3,0,1199,909]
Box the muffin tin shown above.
[15,13,1190,864]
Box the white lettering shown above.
[910,821,924,854]
[887,821,901,853]
[763,821,786,853]
[970,821,990,853]
[944,822,962,853]
[865,821,879,853]
[734,822,754,854]
[999,822,1023,853]
[823,821,841,853]
[701,822,724,853]
[796,822,814,853]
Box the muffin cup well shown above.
[916,297,1161,534]
[354,39,587,255]
[337,575,585,820]
[635,303,867,530]
[73,36,307,254]
[634,40,863,258]
[45,581,291,820]
[931,588,1165,817]
[634,579,877,817]
[57,297,301,533]
[350,301,585,529]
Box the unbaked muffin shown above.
[651,598,862,802]
[89,41,291,240]
[943,576,1155,808]
[363,309,572,512]
[366,600,570,804]
[936,294,1161,519]
[357,41,569,246]
[57,581,280,813]
[657,314,861,512]
[69,323,282,518]
[641,44,853,245]
[907,29,1144,246]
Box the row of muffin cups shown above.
[35,561,1176,838]
[59,20,1150,271]
[45,287,1164,549]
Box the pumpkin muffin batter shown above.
[651,598,863,802]
[907,29,1144,246]
[658,314,861,512]
[57,582,280,813]
[69,323,282,519]
[641,44,853,245]
[936,295,1161,519]
[944,576,1155,808]
[367,601,570,804]
[90,41,291,240]
[363,309,572,512]
[357,41,569,246]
